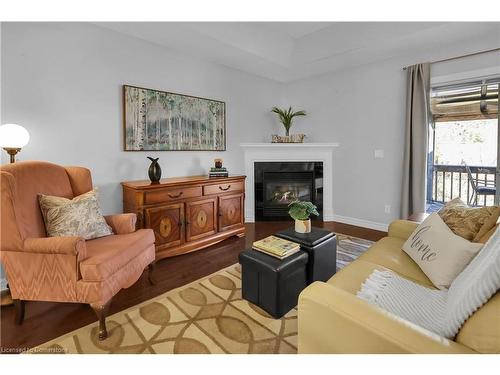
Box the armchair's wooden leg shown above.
[90,300,111,340]
[148,262,157,285]
[13,299,25,325]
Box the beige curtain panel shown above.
[401,63,431,218]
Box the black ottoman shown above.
[275,227,337,284]
[239,249,308,319]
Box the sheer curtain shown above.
[401,63,431,218]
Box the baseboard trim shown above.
[331,214,389,232]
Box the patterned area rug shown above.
[31,233,372,354]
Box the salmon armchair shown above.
[0,161,156,340]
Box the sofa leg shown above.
[148,262,157,285]
[13,299,25,325]
[91,300,111,340]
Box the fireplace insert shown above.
[254,162,323,221]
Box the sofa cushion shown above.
[455,291,500,353]
[477,224,500,244]
[77,246,155,305]
[80,229,155,281]
[327,259,393,294]
[355,237,434,287]
[438,198,500,242]
[402,213,483,290]
[39,189,113,240]
[387,220,418,240]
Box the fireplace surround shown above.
[255,162,323,221]
[241,143,338,222]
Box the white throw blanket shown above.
[357,227,500,339]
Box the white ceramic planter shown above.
[295,219,311,233]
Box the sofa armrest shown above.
[298,282,475,354]
[104,213,137,234]
[24,236,86,257]
[388,220,418,240]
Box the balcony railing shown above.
[430,164,496,206]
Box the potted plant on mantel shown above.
[288,200,319,233]
[271,106,307,143]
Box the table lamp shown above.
[0,124,30,163]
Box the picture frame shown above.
[123,85,226,151]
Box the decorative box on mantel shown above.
[240,143,339,223]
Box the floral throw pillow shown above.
[438,198,500,242]
[38,189,113,240]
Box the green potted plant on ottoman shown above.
[288,200,319,233]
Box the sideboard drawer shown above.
[203,181,244,196]
[144,186,202,205]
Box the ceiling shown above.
[96,22,499,82]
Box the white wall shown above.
[286,33,500,229]
[1,22,498,230]
[1,22,285,214]
[1,22,498,291]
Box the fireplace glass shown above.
[254,162,323,221]
[264,174,312,206]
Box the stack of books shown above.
[209,167,229,178]
[252,236,301,259]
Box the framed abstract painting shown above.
[123,85,226,151]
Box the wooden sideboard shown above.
[122,175,246,260]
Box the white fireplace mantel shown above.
[240,142,339,222]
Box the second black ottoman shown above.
[239,249,308,319]
[275,227,337,284]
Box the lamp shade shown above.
[0,124,30,148]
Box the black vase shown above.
[147,157,162,183]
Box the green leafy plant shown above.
[271,106,307,136]
[288,200,319,221]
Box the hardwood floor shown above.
[0,221,385,352]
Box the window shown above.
[427,79,499,211]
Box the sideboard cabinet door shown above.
[145,203,185,249]
[218,193,244,232]
[185,198,217,242]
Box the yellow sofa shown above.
[298,220,500,354]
